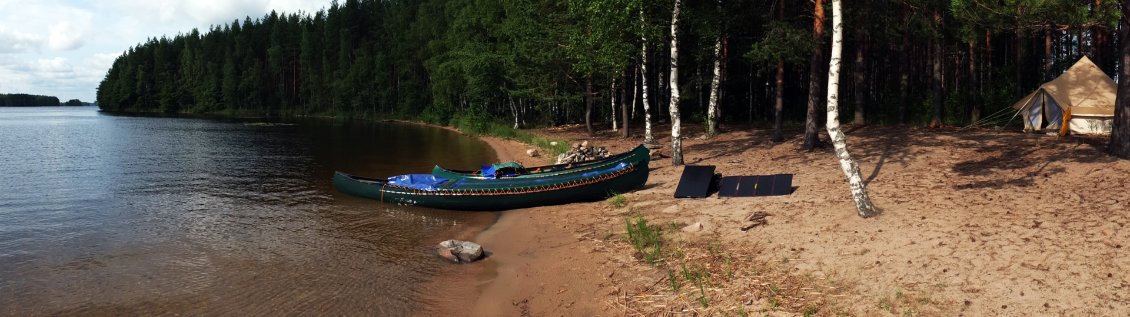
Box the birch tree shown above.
[705,35,722,138]
[704,0,723,138]
[669,0,685,165]
[826,0,879,218]
[611,78,618,131]
[640,5,655,146]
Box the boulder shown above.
[436,240,486,263]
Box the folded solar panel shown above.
[673,165,716,198]
[718,174,794,197]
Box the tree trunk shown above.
[669,0,684,165]
[1110,2,1130,159]
[706,35,723,138]
[852,30,866,125]
[827,0,879,218]
[631,67,639,120]
[898,20,909,124]
[510,96,520,129]
[1094,0,1105,66]
[1045,26,1053,81]
[719,36,728,121]
[772,59,785,142]
[585,76,594,136]
[640,7,655,146]
[622,73,630,138]
[802,0,826,150]
[969,41,981,126]
[1015,3,1024,96]
[611,78,618,131]
[930,10,945,128]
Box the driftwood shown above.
[740,211,770,231]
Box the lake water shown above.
[0,107,498,315]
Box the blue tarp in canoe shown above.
[387,174,449,190]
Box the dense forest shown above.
[95,0,1122,135]
[0,94,66,107]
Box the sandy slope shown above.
[423,124,1130,316]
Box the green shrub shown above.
[626,216,664,265]
[607,193,627,208]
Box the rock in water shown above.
[436,240,485,263]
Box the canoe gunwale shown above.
[378,162,640,197]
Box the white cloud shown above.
[29,57,75,73]
[0,27,42,54]
[47,21,88,51]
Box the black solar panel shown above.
[673,165,716,198]
[718,174,794,197]
[770,174,794,195]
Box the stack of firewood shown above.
[555,141,609,164]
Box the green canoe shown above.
[333,150,649,211]
[431,144,649,180]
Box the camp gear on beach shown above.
[1011,56,1116,136]
[674,165,717,198]
[334,146,650,211]
[431,144,648,180]
[717,174,794,197]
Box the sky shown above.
[0,0,328,102]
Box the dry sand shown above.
[422,123,1130,316]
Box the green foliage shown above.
[449,110,570,156]
[746,21,812,65]
[667,268,681,292]
[0,94,61,107]
[607,193,627,208]
[92,0,1124,131]
[625,215,664,265]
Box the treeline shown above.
[96,0,1121,132]
[0,94,62,107]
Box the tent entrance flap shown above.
[1043,94,1063,130]
[1025,93,1044,132]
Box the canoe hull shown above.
[334,161,648,211]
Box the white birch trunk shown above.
[611,78,618,131]
[510,97,519,129]
[640,6,655,147]
[826,0,879,218]
[632,67,640,120]
[669,0,684,165]
[706,34,722,138]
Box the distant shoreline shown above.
[0,105,95,107]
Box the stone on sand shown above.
[436,240,485,263]
[526,148,539,157]
[661,205,680,214]
[681,222,704,233]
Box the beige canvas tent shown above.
[1012,56,1116,135]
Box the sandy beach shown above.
[421,123,1130,316]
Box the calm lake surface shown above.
[0,107,498,315]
